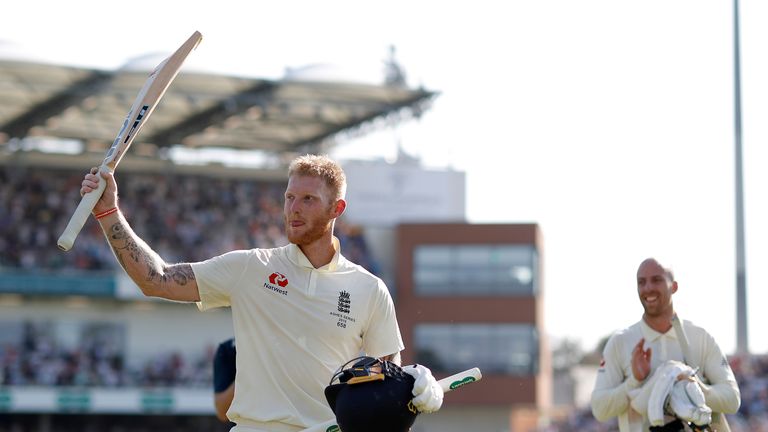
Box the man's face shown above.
[636,260,677,317]
[283,175,336,246]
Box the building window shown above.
[414,324,538,375]
[413,244,537,296]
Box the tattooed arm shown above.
[81,168,200,302]
[102,212,200,301]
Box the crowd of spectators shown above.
[0,165,378,274]
[0,321,124,387]
[728,353,768,431]
[0,320,213,389]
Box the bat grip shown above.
[438,367,482,392]
[57,176,106,251]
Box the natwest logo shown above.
[268,272,288,287]
[264,272,289,296]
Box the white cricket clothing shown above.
[591,316,740,432]
[192,238,404,432]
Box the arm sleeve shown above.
[192,250,251,311]
[213,339,237,393]
[361,279,405,359]
[590,334,643,422]
[698,331,740,414]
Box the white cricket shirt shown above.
[193,238,404,432]
[591,317,740,432]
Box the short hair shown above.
[288,154,347,200]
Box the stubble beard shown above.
[285,214,333,246]
[641,298,671,318]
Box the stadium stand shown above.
[0,53,430,430]
[0,320,216,388]
[3,54,766,432]
[0,163,377,272]
[0,413,230,432]
[0,161,384,430]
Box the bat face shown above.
[125,105,149,145]
[104,104,150,168]
[57,31,202,251]
[98,33,200,172]
[104,117,130,164]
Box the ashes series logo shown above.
[264,272,288,295]
[337,290,351,313]
[331,290,355,329]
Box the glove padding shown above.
[629,359,713,427]
[402,364,443,413]
[668,376,712,426]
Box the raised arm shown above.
[82,168,200,302]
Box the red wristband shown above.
[94,207,118,220]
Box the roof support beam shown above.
[146,81,277,147]
[0,71,112,139]
[291,90,435,152]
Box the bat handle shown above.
[439,367,482,392]
[57,175,106,251]
[299,421,338,432]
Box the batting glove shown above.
[402,364,444,413]
[668,376,712,426]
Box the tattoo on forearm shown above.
[146,262,161,283]
[167,265,196,286]
[110,222,141,262]
[106,221,195,287]
[108,222,130,268]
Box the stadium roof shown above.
[0,59,436,160]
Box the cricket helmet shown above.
[324,356,418,432]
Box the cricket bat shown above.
[671,313,692,366]
[671,313,732,432]
[302,367,482,432]
[57,31,202,251]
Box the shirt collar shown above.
[287,237,341,271]
[639,317,678,343]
